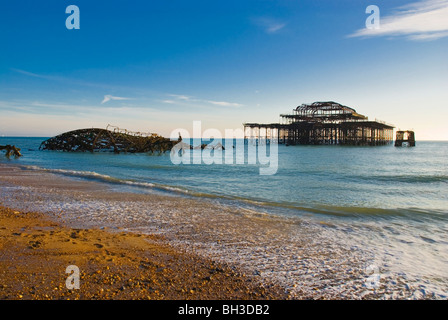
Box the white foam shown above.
[1,181,447,299]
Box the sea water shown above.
[1,137,447,299]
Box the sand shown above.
[0,205,287,300]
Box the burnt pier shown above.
[244,101,394,146]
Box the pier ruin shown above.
[244,101,394,146]
[394,130,415,147]
[39,125,178,154]
[0,145,22,158]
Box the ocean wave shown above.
[20,165,202,196]
[304,205,448,220]
[231,199,448,222]
[357,174,448,184]
[23,165,126,183]
[19,164,448,222]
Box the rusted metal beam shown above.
[0,145,22,158]
[39,127,178,154]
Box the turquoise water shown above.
[1,137,448,298]
[2,137,447,218]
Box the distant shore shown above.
[0,163,287,300]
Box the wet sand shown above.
[2,163,405,300]
[2,156,446,300]
[0,164,287,300]
[0,205,286,300]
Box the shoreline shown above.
[0,163,288,300]
[0,204,287,300]
[2,162,446,299]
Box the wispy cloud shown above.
[168,94,244,108]
[101,95,133,104]
[10,68,136,92]
[168,94,191,101]
[0,100,95,115]
[252,17,286,34]
[206,100,244,108]
[349,0,448,41]
[0,100,161,118]
[11,68,59,81]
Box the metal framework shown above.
[283,101,367,123]
[0,145,22,158]
[244,101,395,146]
[39,125,178,153]
[395,130,415,147]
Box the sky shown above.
[0,0,447,139]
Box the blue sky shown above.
[0,0,447,139]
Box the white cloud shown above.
[206,100,244,108]
[11,68,136,93]
[10,68,48,79]
[252,17,286,34]
[168,93,244,108]
[101,95,133,104]
[168,94,191,101]
[349,0,448,41]
[266,23,286,34]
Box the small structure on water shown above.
[244,101,395,146]
[394,130,415,147]
[0,145,22,158]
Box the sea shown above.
[1,136,447,299]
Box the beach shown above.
[0,206,286,300]
[2,0,447,304]
[0,164,286,300]
[1,140,447,300]
[0,162,361,300]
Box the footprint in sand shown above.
[28,240,42,249]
